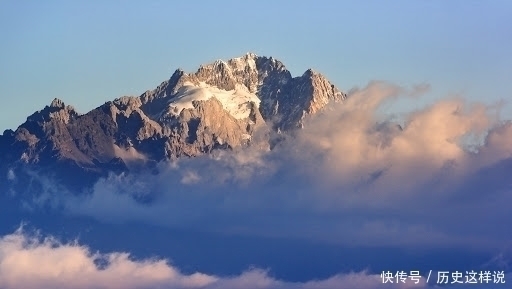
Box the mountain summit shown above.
[0,53,346,190]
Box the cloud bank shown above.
[0,227,470,289]
[18,81,512,251]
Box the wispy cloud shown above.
[7,169,15,181]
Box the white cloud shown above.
[0,228,433,289]
[22,81,512,250]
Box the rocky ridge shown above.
[0,53,346,190]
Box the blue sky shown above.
[1,0,511,131]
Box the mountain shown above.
[0,53,346,191]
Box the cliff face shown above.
[0,53,346,191]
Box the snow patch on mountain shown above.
[165,81,260,119]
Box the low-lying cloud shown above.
[19,81,512,251]
[13,227,509,289]
[1,228,509,289]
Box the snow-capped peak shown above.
[245,52,257,58]
[213,59,228,67]
[145,53,345,130]
[227,52,257,71]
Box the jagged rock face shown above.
[164,98,266,157]
[139,53,346,130]
[0,53,345,190]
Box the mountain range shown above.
[0,53,346,192]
